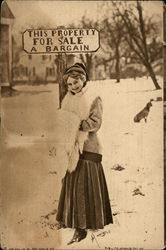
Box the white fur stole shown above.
[60,85,100,172]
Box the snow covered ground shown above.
[0,76,164,249]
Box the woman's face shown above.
[67,76,84,94]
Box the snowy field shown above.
[0,76,164,249]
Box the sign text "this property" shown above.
[23,29,100,54]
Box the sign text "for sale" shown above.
[23,29,100,54]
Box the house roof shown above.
[1,1,15,19]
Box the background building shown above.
[0,1,15,87]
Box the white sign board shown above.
[23,29,100,54]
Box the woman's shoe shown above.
[67,228,87,245]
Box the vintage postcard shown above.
[0,0,164,249]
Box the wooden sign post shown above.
[56,53,67,108]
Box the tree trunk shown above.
[115,45,120,83]
[80,54,93,80]
[146,62,161,90]
[86,54,93,80]
[87,64,94,80]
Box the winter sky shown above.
[7,0,163,33]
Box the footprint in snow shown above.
[113,212,120,216]
[112,164,125,171]
[48,171,57,175]
[41,209,57,220]
[133,188,145,196]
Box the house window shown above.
[33,67,35,76]
[25,67,28,76]
[46,67,55,77]
[46,67,49,76]
[42,55,47,61]
[51,68,55,76]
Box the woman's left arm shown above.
[79,96,103,132]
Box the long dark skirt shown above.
[56,151,113,230]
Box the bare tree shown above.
[101,13,125,82]
[79,12,125,81]
[112,0,161,89]
[77,16,100,80]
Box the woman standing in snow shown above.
[56,63,113,244]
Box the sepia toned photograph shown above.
[0,0,164,249]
